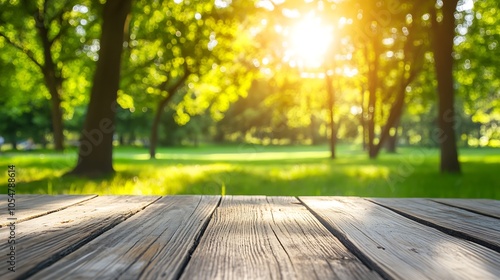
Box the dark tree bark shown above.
[431,0,461,173]
[149,73,189,159]
[68,0,132,176]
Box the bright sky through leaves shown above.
[288,14,333,69]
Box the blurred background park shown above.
[0,0,498,197]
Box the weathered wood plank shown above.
[0,195,159,279]
[181,196,381,280]
[30,195,220,280]
[431,198,500,219]
[369,198,500,251]
[0,195,97,227]
[300,196,500,280]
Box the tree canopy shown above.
[1,0,498,175]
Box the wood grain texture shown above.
[0,195,158,279]
[369,198,500,251]
[0,195,97,227]
[30,195,220,280]
[300,196,500,280]
[181,196,381,280]
[431,198,500,219]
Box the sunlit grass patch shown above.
[1,145,498,198]
[344,165,390,180]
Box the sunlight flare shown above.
[288,14,334,68]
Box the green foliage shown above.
[0,0,98,116]
[1,0,498,164]
[454,0,499,145]
[121,0,258,126]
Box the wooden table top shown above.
[1,195,499,279]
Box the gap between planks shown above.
[431,198,500,219]
[181,196,381,280]
[0,195,98,227]
[29,196,221,280]
[300,196,500,280]
[1,195,160,280]
[367,198,500,253]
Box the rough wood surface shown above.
[431,198,500,219]
[31,196,220,280]
[300,196,500,280]
[369,198,500,251]
[0,195,97,227]
[181,196,381,280]
[0,196,159,279]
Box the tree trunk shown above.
[47,84,65,151]
[68,0,132,176]
[385,126,398,153]
[325,73,335,159]
[149,100,168,159]
[463,133,469,148]
[370,82,405,157]
[130,132,136,145]
[432,0,461,173]
[36,10,65,151]
[307,95,319,145]
[360,86,367,151]
[149,74,188,159]
[310,114,319,145]
[367,42,380,158]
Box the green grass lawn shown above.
[1,144,499,198]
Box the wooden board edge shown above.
[0,195,99,228]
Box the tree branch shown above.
[48,0,72,46]
[0,31,44,70]
[159,64,190,94]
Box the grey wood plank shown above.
[0,195,159,279]
[181,196,381,280]
[0,195,97,227]
[431,198,500,219]
[369,198,500,251]
[300,196,500,280]
[30,196,220,280]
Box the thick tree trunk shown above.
[149,74,188,159]
[432,0,461,173]
[68,0,132,176]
